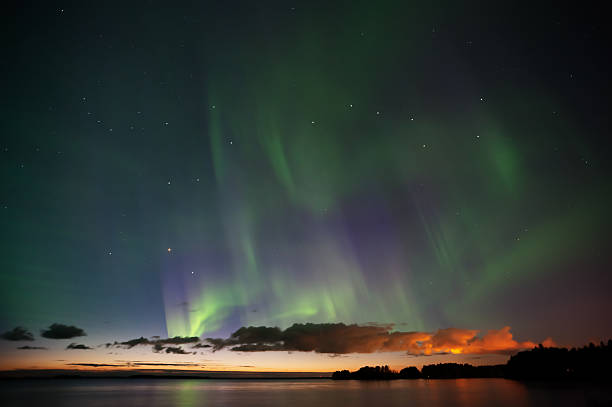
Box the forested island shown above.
[332,340,612,381]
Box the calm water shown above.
[1,378,610,407]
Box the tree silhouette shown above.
[332,339,612,381]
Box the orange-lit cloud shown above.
[207,323,554,355]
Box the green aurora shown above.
[1,2,611,366]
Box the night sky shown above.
[1,1,611,372]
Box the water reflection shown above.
[0,378,607,407]
[176,380,199,407]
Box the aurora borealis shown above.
[1,1,611,373]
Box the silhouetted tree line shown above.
[332,365,398,380]
[331,363,503,380]
[332,340,612,381]
[506,340,612,380]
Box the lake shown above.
[1,378,610,406]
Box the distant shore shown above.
[0,374,329,380]
[0,369,331,380]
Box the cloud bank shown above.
[106,336,200,354]
[111,336,200,349]
[66,343,92,350]
[207,323,554,355]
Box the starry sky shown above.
[1,1,611,373]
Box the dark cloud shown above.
[1,326,34,341]
[118,337,151,348]
[160,336,200,345]
[192,343,211,349]
[41,323,86,339]
[206,338,227,350]
[17,345,47,350]
[164,346,190,354]
[66,343,92,350]
[232,326,283,343]
[207,323,548,355]
[112,335,201,352]
[207,323,389,353]
[205,326,285,352]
